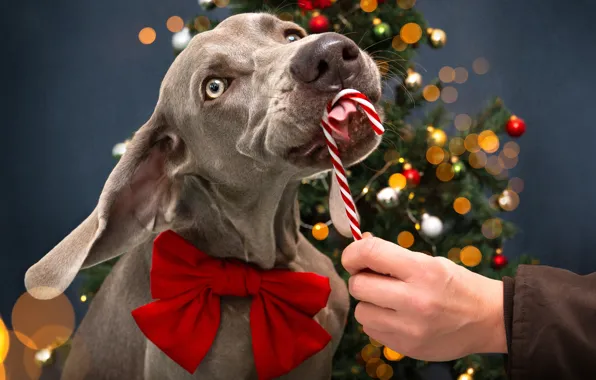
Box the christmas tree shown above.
[81,1,534,379]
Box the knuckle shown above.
[360,237,381,262]
[354,302,365,324]
[348,275,363,298]
[411,296,436,319]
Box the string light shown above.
[80,295,87,302]
[397,231,415,248]
[423,85,440,102]
[460,246,482,267]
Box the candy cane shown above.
[320,89,384,241]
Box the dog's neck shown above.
[176,172,303,269]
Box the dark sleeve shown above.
[504,265,596,380]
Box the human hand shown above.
[342,233,507,361]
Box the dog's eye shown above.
[286,33,301,43]
[205,78,227,100]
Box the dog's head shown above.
[25,13,383,299]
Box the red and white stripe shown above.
[320,89,384,241]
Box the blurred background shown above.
[1,0,596,379]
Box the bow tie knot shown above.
[211,260,261,297]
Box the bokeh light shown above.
[384,347,404,361]
[468,151,487,168]
[391,36,408,51]
[194,16,211,31]
[454,197,471,215]
[214,0,230,7]
[138,27,156,45]
[376,60,390,77]
[460,246,482,267]
[166,16,184,33]
[360,0,378,13]
[400,23,422,44]
[454,67,469,84]
[429,128,447,146]
[499,151,519,169]
[439,66,455,83]
[478,130,499,153]
[423,85,440,102]
[464,134,480,153]
[449,137,466,156]
[441,86,458,103]
[0,319,8,364]
[447,248,461,262]
[503,141,520,158]
[426,146,445,165]
[278,12,294,21]
[454,114,472,131]
[509,177,524,193]
[473,57,490,75]
[3,331,41,380]
[482,218,502,239]
[366,358,384,378]
[397,0,416,9]
[436,163,454,182]
[499,190,520,211]
[12,291,75,351]
[485,155,502,175]
[377,363,394,380]
[361,344,381,361]
[369,337,383,347]
[397,231,415,248]
[389,173,407,190]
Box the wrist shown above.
[478,277,507,354]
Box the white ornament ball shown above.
[376,187,399,207]
[112,142,127,158]
[421,213,443,238]
[199,0,216,10]
[172,27,192,51]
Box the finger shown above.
[354,301,401,333]
[348,272,407,311]
[362,232,374,239]
[341,236,422,279]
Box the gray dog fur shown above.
[24,13,382,380]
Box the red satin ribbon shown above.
[131,230,332,379]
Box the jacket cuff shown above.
[502,276,515,356]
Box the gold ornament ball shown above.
[312,223,329,240]
[405,69,423,90]
[429,129,447,146]
[429,28,447,48]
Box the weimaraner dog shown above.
[25,13,382,380]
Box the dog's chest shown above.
[145,296,257,380]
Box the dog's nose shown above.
[290,33,361,91]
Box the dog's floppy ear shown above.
[329,171,359,238]
[25,114,188,299]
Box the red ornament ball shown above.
[309,15,330,33]
[402,168,421,186]
[506,116,526,137]
[491,254,509,270]
[299,0,332,10]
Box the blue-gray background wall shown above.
[1,0,595,374]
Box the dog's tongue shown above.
[328,99,358,142]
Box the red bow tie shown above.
[131,230,332,380]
